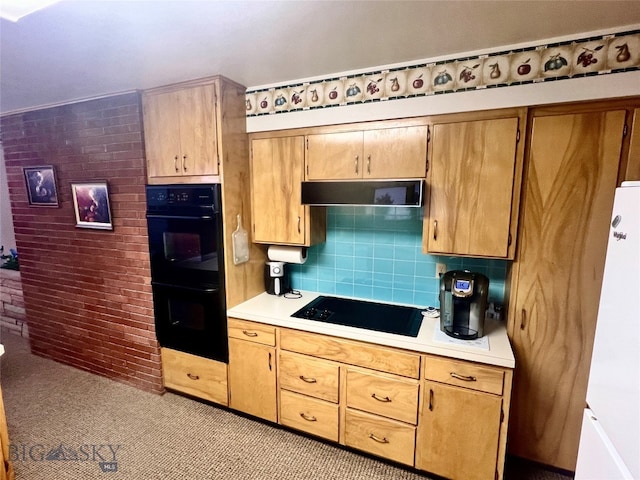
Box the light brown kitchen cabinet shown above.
[305,126,428,180]
[250,135,326,246]
[143,83,218,179]
[416,382,503,480]
[423,108,526,259]
[507,107,628,471]
[161,347,228,406]
[227,318,277,422]
[344,408,416,466]
[278,350,340,442]
[416,356,512,480]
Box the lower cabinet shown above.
[161,347,228,406]
[216,319,512,480]
[416,356,513,480]
[227,318,277,422]
[280,390,339,442]
[344,409,416,466]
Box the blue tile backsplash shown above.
[288,207,508,308]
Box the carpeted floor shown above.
[0,332,573,480]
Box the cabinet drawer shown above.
[344,408,416,466]
[279,351,339,403]
[280,328,420,378]
[228,318,276,346]
[424,356,504,395]
[161,348,228,405]
[280,390,339,442]
[346,369,418,424]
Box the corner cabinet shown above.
[423,108,526,259]
[305,125,428,180]
[249,134,326,246]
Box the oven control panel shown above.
[146,185,220,213]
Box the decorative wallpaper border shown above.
[245,29,640,117]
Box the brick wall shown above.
[0,268,27,337]
[0,93,163,393]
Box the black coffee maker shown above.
[264,261,290,296]
[439,270,489,340]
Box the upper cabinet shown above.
[306,125,428,180]
[423,108,526,259]
[250,135,326,246]
[143,83,218,180]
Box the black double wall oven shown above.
[146,184,227,362]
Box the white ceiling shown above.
[1,0,640,115]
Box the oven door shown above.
[152,283,228,362]
[147,212,223,288]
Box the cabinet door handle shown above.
[299,375,317,384]
[433,220,438,241]
[371,393,392,403]
[297,216,301,234]
[367,154,371,175]
[450,372,477,382]
[368,433,389,444]
[268,352,272,371]
[242,330,258,337]
[299,412,317,422]
[187,373,199,381]
[183,154,188,172]
[174,155,179,173]
[520,309,526,330]
[355,155,359,174]
[429,388,434,411]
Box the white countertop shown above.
[227,291,515,369]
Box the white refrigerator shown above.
[575,181,640,479]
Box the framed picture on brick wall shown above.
[71,181,113,230]
[23,165,59,207]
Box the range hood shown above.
[301,179,424,207]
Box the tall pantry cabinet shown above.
[507,101,639,471]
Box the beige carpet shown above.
[0,332,572,480]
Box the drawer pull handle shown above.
[368,433,389,444]
[242,330,258,337]
[450,372,477,382]
[187,373,199,381]
[299,412,317,422]
[299,375,317,384]
[371,393,392,403]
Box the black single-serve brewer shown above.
[439,270,489,340]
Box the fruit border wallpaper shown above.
[245,29,639,116]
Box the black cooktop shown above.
[291,296,423,337]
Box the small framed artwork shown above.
[71,182,113,230]
[23,166,59,206]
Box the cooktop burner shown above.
[291,296,423,337]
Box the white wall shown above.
[0,147,17,253]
